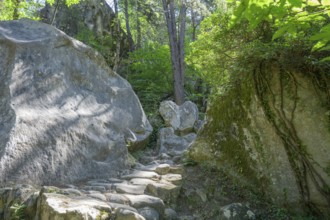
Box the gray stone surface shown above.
[164,208,178,220]
[0,19,152,185]
[124,194,165,215]
[159,101,198,135]
[0,160,184,219]
[35,193,112,220]
[115,209,146,220]
[158,127,196,156]
[138,207,159,220]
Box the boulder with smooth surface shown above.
[0,19,152,185]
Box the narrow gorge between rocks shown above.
[1,7,330,219]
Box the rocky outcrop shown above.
[158,101,198,157]
[39,0,128,67]
[0,19,152,185]
[189,69,330,217]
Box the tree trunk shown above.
[12,0,21,20]
[191,8,196,41]
[162,0,186,105]
[124,0,135,52]
[113,0,121,72]
[136,0,142,49]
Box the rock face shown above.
[189,70,330,217]
[0,19,152,185]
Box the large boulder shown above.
[0,19,152,185]
[189,69,330,217]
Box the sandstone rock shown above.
[0,19,152,185]
[158,127,196,156]
[35,193,112,220]
[159,101,198,135]
[219,203,255,220]
[138,207,159,220]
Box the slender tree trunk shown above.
[162,0,186,105]
[13,0,21,20]
[178,2,186,90]
[113,0,121,72]
[191,8,196,41]
[50,0,60,25]
[124,0,135,52]
[136,0,142,49]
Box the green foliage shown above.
[10,202,27,220]
[229,0,330,60]
[188,1,330,93]
[127,42,172,111]
[0,0,41,20]
[76,27,116,66]
[126,42,172,145]
[47,0,80,7]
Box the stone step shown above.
[0,163,183,220]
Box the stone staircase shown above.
[0,160,184,220]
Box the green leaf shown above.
[272,26,289,40]
[322,0,330,6]
[288,0,302,7]
[320,56,330,62]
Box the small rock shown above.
[87,182,113,190]
[115,209,146,220]
[158,127,196,156]
[114,183,146,195]
[82,185,106,193]
[138,207,159,220]
[104,193,130,205]
[159,100,198,135]
[141,164,171,175]
[87,193,107,201]
[36,193,112,219]
[146,180,180,203]
[169,166,184,175]
[164,208,178,220]
[124,194,165,215]
[130,178,156,186]
[110,202,138,212]
[122,170,160,180]
[161,174,182,186]
[108,178,125,184]
[219,203,256,220]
